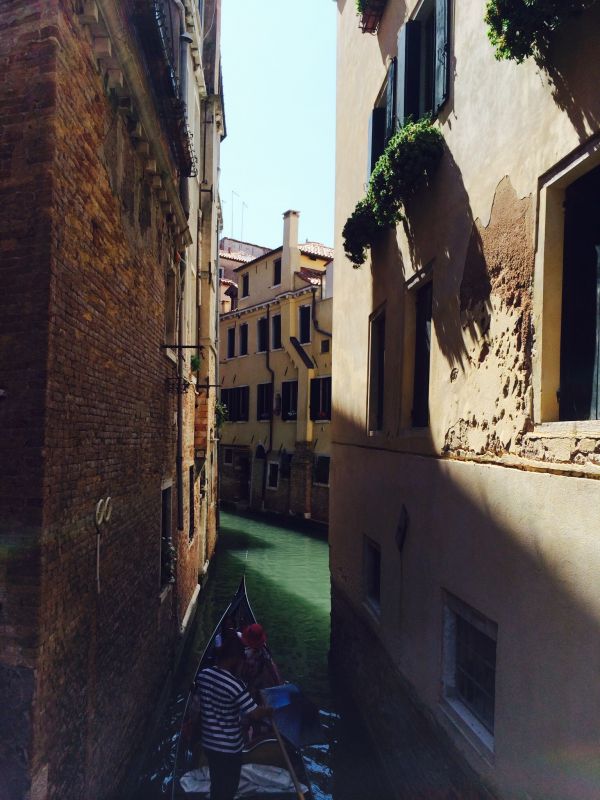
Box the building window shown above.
[443,594,497,750]
[165,263,177,346]
[299,305,311,344]
[188,465,195,541]
[223,448,233,465]
[239,323,248,356]
[257,382,273,421]
[321,339,330,354]
[272,314,282,349]
[227,327,235,359]
[368,59,397,177]
[267,461,279,489]
[559,163,600,421]
[273,258,282,286]
[313,455,330,486]
[368,307,386,432]
[412,282,432,427]
[220,386,249,422]
[257,317,268,352]
[242,273,249,297]
[282,380,298,421]
[363,536,381,613]
[310,376,332,421]
[160,486,174,588]
[397,0,450,125]
[280,452,293,478]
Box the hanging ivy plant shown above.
[485,0,598,63]
[343,119,444,267]
[215,400,228,430]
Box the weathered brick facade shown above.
[0,1,221,798]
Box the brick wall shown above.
[0,2,201,797]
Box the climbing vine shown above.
[485,0,599,63]
[343,119,444,267]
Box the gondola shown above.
[171,577,315,800]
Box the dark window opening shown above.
[267,462,279,489]
[257,317,268,352]
[280,452,293,479]
[242,273,249,297]
[160,486,173,588]
[188,465,195,541]
[321,338,330,354]
[368,309,386,432]
[272,314,282,349]
[559,163,600,421]
[313,455,330,486]
[227,327,235,359]
[310,376,332,421]
[299,305,311,344]
[412,282,432,427]
[223,448,233,465]
[257,382,273,421]
[364,537,381,610]
[368,59,397,178]
[221,386,249,422]
[273,258,282,285]
[239,323,248,356]
[282,380,298,421]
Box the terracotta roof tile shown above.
[299,242,334,259]
[219,250,254,264]
[297,268,323,286]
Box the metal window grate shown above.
[455,615,497,733]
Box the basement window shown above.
[363,536,381,615]
[267,462,279,490]
[443,593,497,752]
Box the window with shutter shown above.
[559,164,600,421]
[367,60,397,179]
[257,383,273,421]
[272,314,282,349]
[273,258,282,286]
[310,377,332,421]
[368,307,386,432]
[412,282,433,427]
[239,323,248,356]
[227,327,235,359]
[282,380,298,421]
[257,317,268,352]
[299,305,311,344]
[242,273,249,297]
[396,0,450,126]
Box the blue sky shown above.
[219,0,337,250]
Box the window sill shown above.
[159,583,173,604]
[311,419,331,424]
[440,698,495,763]
[533,420,600,438]
[164,348,177,365]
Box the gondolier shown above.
[197,634,273,800]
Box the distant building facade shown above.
[0,1,223,798]
[331,2,600,800]
[219,212,333,523]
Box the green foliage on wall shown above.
[343,119,444,267]
[215,399,229,429]
[485,0,598,63]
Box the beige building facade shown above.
[331,2,600,799]
[219,211,333,523]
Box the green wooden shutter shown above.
[368,107,386,178]
[384,59,397,144]
[397,21,421,126]
[434,0,450,114]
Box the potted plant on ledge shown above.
[357,0,388,34]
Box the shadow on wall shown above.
[545,4,600,142]
[329,402,600,800]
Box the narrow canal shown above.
[132,510,393,800]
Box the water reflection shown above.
[132,511,392,800]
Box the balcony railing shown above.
[358,0,387,34]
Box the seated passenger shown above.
[239,623,281,695]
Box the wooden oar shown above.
[270,719,305,800]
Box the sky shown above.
[219,0,337,250]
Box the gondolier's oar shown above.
[270,719,306,800]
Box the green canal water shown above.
[133,510,393,800]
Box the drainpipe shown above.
[177,254,186,531]
[311,288,332,338]
[261,306,275,507]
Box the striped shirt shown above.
[197,666,257,753]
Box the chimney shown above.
[282,210,300,276]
